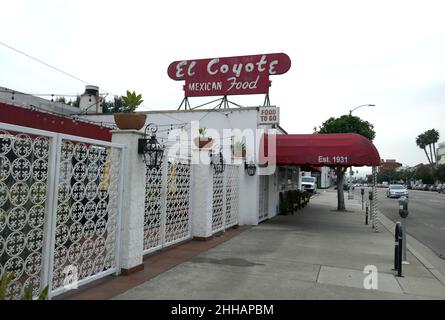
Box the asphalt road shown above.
[355,187,445,259]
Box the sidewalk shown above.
[113,189,445,300]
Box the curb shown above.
[377,210,445,287]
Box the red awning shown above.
[260,133,380,167]
[300,165,322,172]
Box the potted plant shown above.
[194,128,213,148]
[231,140,246,158]
[114,90,146,130]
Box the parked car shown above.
[438,184,445,194]
[301,176,317,194]
[423,184,431,191]
[430,185,437,192]
[386,184,409,198]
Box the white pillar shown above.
[239,172,260,225]
[111,130,146,274]
[191,148,214,239]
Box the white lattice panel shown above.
[0,129,50,299]
[211,169,225,232]
[143,165,163,251]
[51,140,122,292]
[144,157,192,253]
[164,161,191,245]
[225,165,240,228]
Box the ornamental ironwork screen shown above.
[212,164,240,233]
[0,122,124,299]
[50,135,123,297]
[0,126,53,299]
[143,156,192,254]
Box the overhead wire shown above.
[0,41,91,86]
[0,40,249,131]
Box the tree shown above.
[426,129,440,163]
[54,95,80,108]
[435,164,445,182]
[416,134,431,164]
[55,96,67,104]
[377,169,396,183]
[71,95,80,108]
[102,91,143,114]
[415,164,434,184]
[102,95,125,114]
[416,129,440,165]
[317,115,376,211]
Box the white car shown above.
[301,176,317,194]
[386,184,408,198]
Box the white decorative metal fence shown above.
[212,164,240,233]
[211,169,225,233]
[0,122,124,299]
[143,156,192,254]
[143,165,163,252]
[49,134,124,297]
[224,164,240,229]
[0,125,54,300]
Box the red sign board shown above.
[167,53,291,97]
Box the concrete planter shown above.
[232,149,246,158]
[194,137,213,149]
[114,113,146,130]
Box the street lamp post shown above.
[349,104,375,116]
[347,104,375,200]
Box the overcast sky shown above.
[1,0,444,174]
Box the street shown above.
[355,187,445,260]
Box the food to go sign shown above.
[167,53,291,97]
[258,106,279,125]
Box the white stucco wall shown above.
[82,108,276,226]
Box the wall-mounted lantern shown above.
[244,161,257,176]
[210,151,225,174]
[138,123,164,169]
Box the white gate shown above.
[143,156,192,254]
[212,164,240,233]
[0,122,124,299]
[259,175,269,222]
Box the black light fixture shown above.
[244,161,257,176]
[210,151,225,174]
[138,123,164,169]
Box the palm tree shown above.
[424,130,434,164]
[427,129,440,163]
[416,134,431,164]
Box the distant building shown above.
[379,159,402,172]
[437,142,445,165]
[305,166,334,189]
[396,164,409,172]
